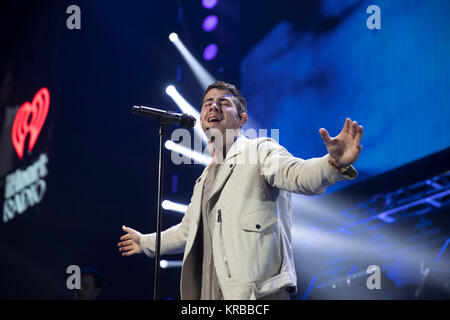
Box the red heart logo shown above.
[11,87,50,159]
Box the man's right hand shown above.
[118,225,143,256]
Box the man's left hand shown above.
[319,118,363,170]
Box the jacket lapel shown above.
[206,161,236,205]
[206,136,246,204]
[185,136,246,248]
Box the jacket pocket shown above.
[240,210,277,232]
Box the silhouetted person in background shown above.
[74,267,104,300]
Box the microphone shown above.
[131,105,196,128]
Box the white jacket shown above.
[140,136,357,299]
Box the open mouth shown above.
[207,117,223,123]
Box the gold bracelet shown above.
[328,155,350,173]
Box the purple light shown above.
[203,43,218,61]
[202,0,218,9]
[202,15,218,32]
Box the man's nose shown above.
[208,101,220,112]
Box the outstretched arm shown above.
[118,202,193,258]
[319,118,363,170]
[118,226,143,256]
[258,118,363,195]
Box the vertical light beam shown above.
[168,33,216,90]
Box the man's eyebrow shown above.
[202,95,233,104]
[203,97,213,104]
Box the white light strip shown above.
[160,259,182,269]
[168,33,216,90]
[162,199,188,214]
[165,85,200,118]
[165,140,211,166]
[165,85,207,146]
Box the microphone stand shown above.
[153,118,170,301]
[131,107,195,300]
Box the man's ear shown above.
[239,113,248,128]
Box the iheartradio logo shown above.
[11,87,50,159]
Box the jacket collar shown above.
[224,134,246,161]
[194,135,247,208]
[198,135,246,180]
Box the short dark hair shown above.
[81,267,104,289]
[202,81,247,116]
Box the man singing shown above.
[118,81,363,300]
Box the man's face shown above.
[200,88,246,137]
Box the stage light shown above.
[160,260,183,269]
[168,34,216,90]
[162,199,189,213]
[164,85,207,145]
[202,15,219,32]
[164,140,212,166]
[164,85,198,117]
[202,0,218,9]
[165,85,176,96]
[169,32,178,42]
[288,181,449,299]
[165,140,176,149]
[203,43,218,61]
